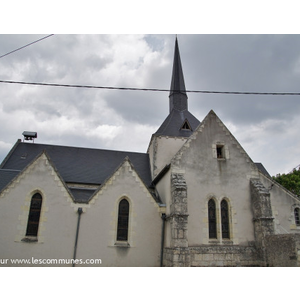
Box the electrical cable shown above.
[0,79,300,96]
[0,34,54,59]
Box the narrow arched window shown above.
[26,193,42,237]
[221,200,230,239]
[295,208,300,226]
[208,199,217,239]
[117,199,129,241]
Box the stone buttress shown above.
[250,179,275,265]
[164,173,190,267]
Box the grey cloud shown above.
[1,34,300,176]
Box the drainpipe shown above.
[160,213,166,267]
[72,207,83,267]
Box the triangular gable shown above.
[171,109,257,170]
[0,150,75,203]
[89,156,162,207]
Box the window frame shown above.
[212,143,229,160]
[208,199,217,239]
[25,192,43,238]
[216,145,225,159]
[294,207,300,226]
[116,198,130,242]
[221,199,230,239]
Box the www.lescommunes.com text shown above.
[0,257,102,265]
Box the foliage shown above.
[272,167,300,197]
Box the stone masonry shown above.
[250,179,275,265]
[164,173,190,267]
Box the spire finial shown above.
[169,37,188,112]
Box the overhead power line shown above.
[289,164,300,173]
[0,79,300,96]
[0,34,54,59]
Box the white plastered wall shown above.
[75,159,164,267]
[148,135,187,179]
[155,169,172,247]
[0,153,79,266]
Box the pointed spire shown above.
[169,37,188,112]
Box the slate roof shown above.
[68,187,97,203]
[0,169,20,193]
[154,109,200,138]
[0,141,152,187]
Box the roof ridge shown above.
[16,141,148,155]
[0,169,20,172]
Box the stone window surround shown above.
[212,142,229,160]
[20,189,46,243]
[288,204,300,231]
[114,196,131,248]
[207,196,233,244]
[292,205,300,226]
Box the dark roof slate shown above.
[1,142,152,187]
[154,109,201,138]
[0,169,20,192]
[69,187,97,203]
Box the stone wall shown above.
[163,245,262,267]
[265,234,300,267]
[170,173,189,248]
[190,245,261,267]
[164,247,190,267]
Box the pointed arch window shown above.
[117,199,129,241]
[208,199,217,239]
[221,200,230,239]
[26,193,42,237]
[295,208,300,226]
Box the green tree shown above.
[273,167,300,197]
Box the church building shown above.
[1,38,300,267]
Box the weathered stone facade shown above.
[162,173,300,267]
[250,179,275,265]
[158,111,300,267]
[265,234,300,267]
[163,173,190,266]
[189,245,261,267]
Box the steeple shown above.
[169,37,188,112]
[148,37,201,177]
[152,37,200,138]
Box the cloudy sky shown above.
[0,34,300,176]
